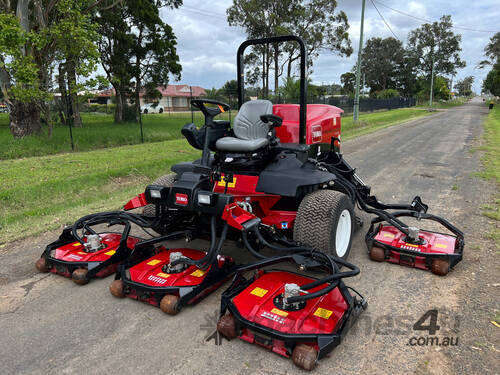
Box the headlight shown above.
[198,193,212,205]
[149,189,162,199]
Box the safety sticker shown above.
[105,250,116,256]
[190,269,207,277]
[147,259,161,266]
[314,307,333,319]
[250,287,268,297]
[147,275,167,284]
[67,254,82,261]
[383,233,395,238]
[156,272,170,278]
[72,242,81,247]
[271,308,288,317]
[435,243,448,249]
[404,243,419,247]
[217,176,237,188]
[77,252,87,255]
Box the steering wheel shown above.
[191,99,230,127]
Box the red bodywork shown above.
[232,271,347,357]
[124,248,231,306]
[49,233,141,277]
[273,104,342,145]
[213,174,296,230]
[374,225,457,270]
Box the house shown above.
[143,85,206,112]
[91,85,207,111]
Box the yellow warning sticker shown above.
[435,243,448,249]
[147,259,161,266]
[314,307,333,319]
[250,287,268,297]
[383,233,395,238]
[73,242,81,247]
[190,269,207,277]
[217,176,237,188]
[156,272,170,278]
[404,243,419,247]
[77,252,87,255]
[104,250,116,256]
[271,308,288,317]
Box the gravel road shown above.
[1,98,498,374]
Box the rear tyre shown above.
[109,280,125,298]
[143,173,177,218]
[292,344,318,371]
[369,246,386,262]
[431,259,449,276]
[217,314,237,339]
[72,268,89,285]
[160,294,180,315]
[294,189,355,260]
[35,257,49,273]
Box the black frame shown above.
[236,35,308,144]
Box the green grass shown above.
[0,139,200,244]
[415,98,467,109]
[341,108,432,140]
[0,106,434,244]
[477,106,500,249]
[0,111,222,159]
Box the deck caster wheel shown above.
[217,314,237,339]
[109,280,125,298]
[431,259,449,276]
[292,344,318,371]
[160,294,180,315]
[369,246,385,262]
[72,268,89,285]
[35,258,49,273]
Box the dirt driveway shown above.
[1,99,498,374]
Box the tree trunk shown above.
[58,64,69,125]
[9,100,41,138]
[66,59,82,128]
[113,83,123,123]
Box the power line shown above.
[179,5,227,21]
[370,0,399,40]
[374,0,498,33]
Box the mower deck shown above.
[112,248,235,315]
[218,269,366,370]
[37,232,142,281]
[366,223,463,275]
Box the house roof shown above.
[96,85,206,98]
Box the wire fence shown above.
[20,89,416,155]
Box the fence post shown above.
[190,86,194,123]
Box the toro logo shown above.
[175,193,189,206]
[311,124,322,143]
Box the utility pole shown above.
[429,53,435,107]
[353,0,366,122]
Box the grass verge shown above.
[0,107,437,244]
[477,106,500,250]
[0,139,200,244]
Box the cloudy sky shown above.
[160,0,499,93]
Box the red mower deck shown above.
[110,248,235,315]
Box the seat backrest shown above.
[233,100,273,140]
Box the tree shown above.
[417,75,450,101]
[479,32,500,68]
[361,37,404,94]
[340,72,355,95]
[483,68,500,97]
[227,0,352,97]
[220,79,238,108]
[407,15,466,81]
[0,0,103,138]
[282,0,352,78]
[96,0,182,123]
[454,76,474,97]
